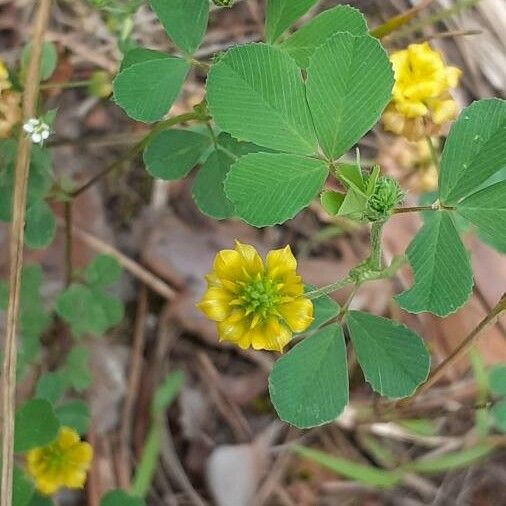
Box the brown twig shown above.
[0,1,52,504]
[64,200,73,286]
[118,286,149,489]
[63,222,176,300]
[400,293,506,407]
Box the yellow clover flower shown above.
[382,42,461,140]
[198,241,313,352]
[26,426,93,496]
[0,60,11,94]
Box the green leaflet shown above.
[306,32,394,160]
[225,152,328,227]
[24,201,56,250]
[144,129,212,181]
[439,98,506,204]
[395,212,473,316]
[206,43,318,155]
[280,5,368,68]
[265,0,318,43]
[269,325,348,428]
[120,47,169,71]
[14,399,60,453]
[346,311,430,399]
[149,0,208,54]
[456,180,506,253]
[113,57,189,122]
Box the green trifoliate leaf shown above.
[113,57,189,122]
[225,152,328,226]
[144,129,212,180]
[306,32,393,160]
[265,0,318,43]
[35,372,65,404]
[456,180,506,253]
[149,0,209,54]
[395,212,473,316]
[14,399,60,452]
[280,5,368,68]
[192,150,236,219]
[269,325,348,428]
[120,47,169,71]
[206,43,318,155]
[59,346,92,392]
[56,284,122,338]
[25,201,56,249]
[438,98,506,204]
[55,401,90,435]
[346,311,430,398]
[13,466,35,506]
[84,254,122,288]
[192,132,268,219]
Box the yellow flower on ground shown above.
[0,60,11,94]
[198,241,313,352]
[382,42,461,140]
[26,426,93,496]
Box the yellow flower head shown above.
[383,42,461,140]
[198,241,313,352]
[26,426,93,496]
[0,60,11,94]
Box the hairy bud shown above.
[212,0,234,6]
[365,176,404,222]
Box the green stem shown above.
[39,80,91,90]
[305,277,354,299]
[368,221,385,271]
[71,111,206,197]
[425,135,440,171]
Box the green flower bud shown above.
[365,176,403,222]
[87,71,112,98]
[212,0,234,7]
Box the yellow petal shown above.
[197,287,232,321]
[213,249,247,282]
[428,97,458,125]
[250,318,292,352]
[234,240,264,277]
[445,66,461,88]
[266,245,297,277]
[57,427,80,449]
[279,298,314,333]
[217,310,248,343]
[63,469,87,489]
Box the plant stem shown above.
[39,80,91,90]
[64,200,73,286]
[425,135,440,170]
[1,2,52,505]
[393,204,456,214]
[71,111,204,198]
[368,221,385,271]
[400,293,506,406]
[305,277,354,299]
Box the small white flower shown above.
[23,117,51,146]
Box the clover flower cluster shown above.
[382,42,461,140]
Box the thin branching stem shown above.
[399,293,506,407]
[71,111,205,198]
[1,2,52,504]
